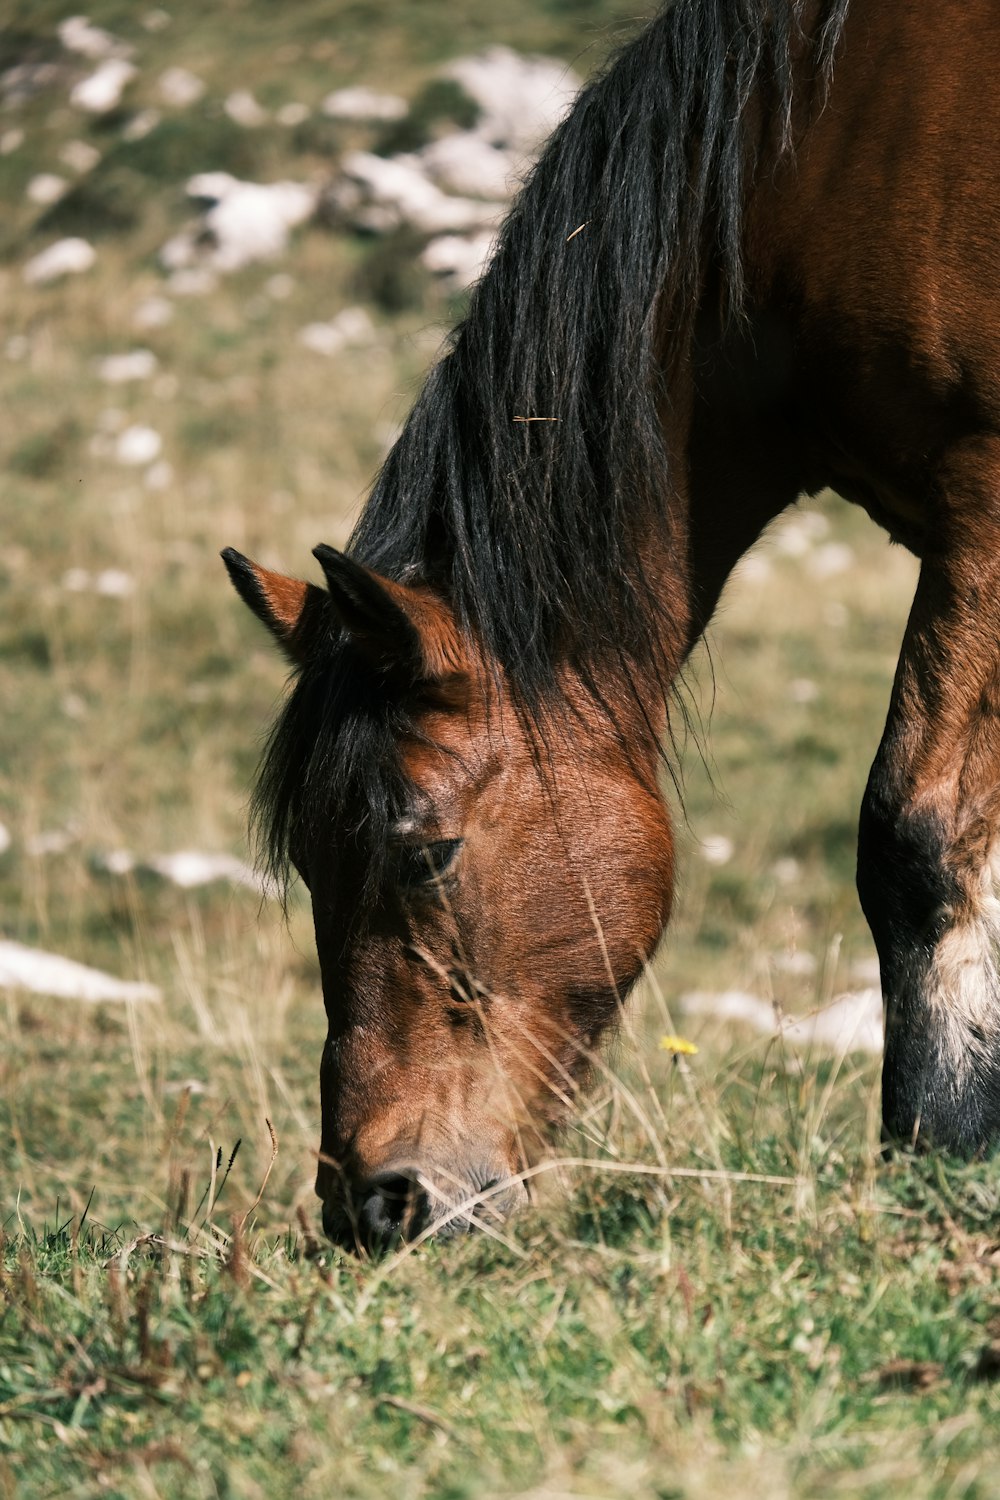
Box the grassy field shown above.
[3,3,1000,1496]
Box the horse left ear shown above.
[221,548,327,664]
[312,543,467,687]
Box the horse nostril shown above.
[370,1170,416,1212]
[322,1161,527,1253]
[358,1170,429,1248]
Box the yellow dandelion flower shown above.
[659,1034,699,1056]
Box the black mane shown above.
[254,0,850,898]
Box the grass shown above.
[5,1123,1000,1497]
[3,1,1000,1495]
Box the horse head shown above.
[224,546,674,1250]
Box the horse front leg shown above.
[858,489,1000,1154]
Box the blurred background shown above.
[0,0,917,1232]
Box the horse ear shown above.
[312,544,466,687]
[221,548,327,663]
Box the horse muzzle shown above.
[320,1158,528,1253]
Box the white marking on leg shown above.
[924,851,1000,1086]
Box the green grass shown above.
[5,1140,1000,1498]
[4,1,1000,1495]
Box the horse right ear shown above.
[312,544,469,692]
[221,548,327,664]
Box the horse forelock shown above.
[251,632,418,914]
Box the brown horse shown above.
[225,0,1000,1248]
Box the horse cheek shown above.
[579,792,675,992]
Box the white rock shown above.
[0,940,160,1004]
[23,237,96,285]
[144,460,174,491]
[159,229,197,271]
[146,850,262,890]
[321,86,407,121]
[772,857,801,885]
[771,511,831,559]
[799,508,831,539]
[782,990,883,1055]
[115,425,162,465]
[166,267,217,296]
[771,517,812,557]
[61,566,135,595]
[297,325,346,358]
[97,349,159,383]
[188,168,258,203]
[421,231,497,290]
[351,204,402,235]
[807,542,854,579]
[298,305,375,357]
[164,1078,208,1095]
[680,987,883,1056]
[339,151,503,235]
[1,129,25,156]
[58,16,126,60]
[123,109,160,142]
[682,990,777,1031]
[277,102,310,127]
[445,46,580,154]
[788,678,819,704]
[27,173,68,206]
[772,950,818,977]
[95,846,263,891]
[132,295,174,329]
[171,173,317,273]
[419,133,518,200]
[2,62,61,107]
[328,306,374,343]
[62,693,87,719]
[96,849,135,876]
[26,828,77,856]
[96,568,134,597]
[158,66,204,107]
[699,834,734,866]
[224,90,267,128]
[60,139,101,173]
[0,823,10,855]
[70,58,137,114]
[143,9,172,32]
[850,954,882,986]
[733,553,772,584]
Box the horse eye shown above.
[396,838,462,890]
